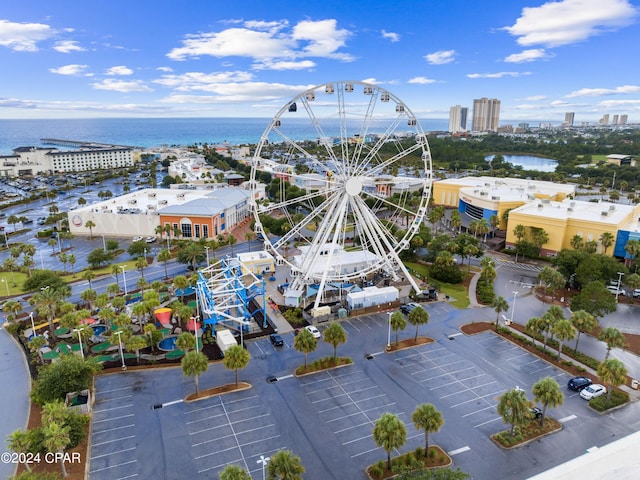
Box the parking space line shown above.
[93,404,134,413]
[345,319,361,332]
[89,459,137,474]
[474,417,502,428]
[450,389,506,408]
[92,424,135,435]
[197,457,245,475]
[559,414,577,423]
[311,386,378,403]
[92,435,136,447]
[194,435,280,460]
[342,434,371,445]
[351,445,379,458]
[90,447,136,460]
[186,411,226,425]
[423,366,476,383]
[189,423,228,436]
[448,446,470,455]
[334,421,371,433]
[96,386,132,395]
[94,394,133,404]
[324,402,397,419]
[305,378,369,395]
[93,413,134,424]
[114,474,138,480]
[462,405,495,417]
[192,424,274,447]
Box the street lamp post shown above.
[29,312,36,335]
[115,330,126,371]
[1,278,9,297]
[509,291,518,325]
[102,235,107,253]
[387,312,392,349]
[205,246,210,266]
[120,266,128,296]
[73,327,85,360]
[257,454,270,480]
[616,272,625,302]
[39,249,44,270]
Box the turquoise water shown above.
[158,336,178,351]
[486,154,558,172]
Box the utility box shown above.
[632,379,639,390]
[215,329,237,357]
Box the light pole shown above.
[194,316,200,352]
[102,235,107,253]
[387,312,392,349]
[120,266,128,296]
[205,246,210,265]
[29,312,36,335]
[509,291,518,325]
[115,330,126,370]
[73,327,85,360]
[257,454,270,480]
[39,249,44,269]
[1,278,8,297]
[616,272,625,302]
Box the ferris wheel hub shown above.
[345,177,363,197]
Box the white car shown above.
[145,235,157,243]
[305,325,321,339]
[132,236,144,243]
[580,384,607,400]
[607,286,626,297]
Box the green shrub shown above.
[370,463,384,479]
[589,390,629,411]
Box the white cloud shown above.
[0,19,53,52]
[91,79,152,92]
[53,40,85,53]
[253,60,316,71]
[106,66,133,76]
[153,71,254,90]
[424,50,455,65]
[157,66,173,73]
[159,81,311,103]
[467,71,531,79]
[503,0,637,48]
[167,18,353,68]
[381,30,400,42]
[408,76,436,84]
[49,64,89,75]
[504,49,549,63]
[566,85,640,97]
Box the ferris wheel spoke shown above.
[271,193,336,251]
[270,126,337,177]
[362,141,425,177]
[258,186,337,216]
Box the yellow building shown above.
[506,198,640,257]
[236,251,275,276]
[432,176,575,230]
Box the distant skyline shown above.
[1,0,639,122]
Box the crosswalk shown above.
[493,258,544,272]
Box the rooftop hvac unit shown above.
[601,211,608,216]
[148,193,156,198]
[177,193,185,199]
[542,199,550,204]
[567,207,573,212]
[159,199,168,205]
[128,199,137,204]
[491,196,500,200]
[609,205,615,211]
[538,204,543,208]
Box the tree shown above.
[390,310,407,346]
[177,242,206,271]
[68,254,76,276]
[599,232,615,255]
[293,328,317,369]
[597,358,627,403]
[181,350,209,396]
[411,403,443,457]
[3,299,23,322]
[512,224,526,261]
[219,464,252,480]
[266,449,305,480]
[323,322,347,360]
[531,377,563,426]
[31,354,101,406]
[570,281,617,319]
[449,210,462,234]
[7,429,34,472]
[598,327,625,361]
[245,231,256,253]
[496,388,530,436]
[43,421,71,478]
[135,256,147,281]
[84,220,96,239]
[407,305,429,341]
[126,335,148,363]
[552,319,576,357]
[491,296,509,329]
[570,310,598,351]
[158,248,172,279]
[30,286,67,339]
[373,412,407,470]
[173,275,189,303]
[176,332,196,352]
[223,344,250,386]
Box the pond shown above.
[486,154,558,172]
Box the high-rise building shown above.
[472,98,500,132]
[620,114,628,125]
[600,114,610,125]
[564,112,575,126]
[612,114,619,125]
[448,105,468,133]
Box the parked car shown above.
[529,406,543,419]
[633,289,640,299]
[580,384,607,400]
[269,333,284,347]
[568,376,592,391]
[400,303,419,315]
[145,235,157,243]
[132,235,144,242]
[304,325,321,339]
[607,286,626,297]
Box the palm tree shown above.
[570,234,584,251]
[83,270,96,289]
[2,299,23,322]
[373,412,407,470]
[173,275,189,303]
[30,286,67,339]
[599,232,615,254]
[411,403,444,457]
[68,254,76,276]
[7,214,19,232]
[43,421,71,478]
[245,231,256,252]
[294,328,317,370]
[266,450,305,480]
[570,310,597,351]
[597,358,628,403]
[227,234,237,255]
[552,319,576,357]
[219,464,251,480]
[177,242,206,271]
[491,296,509,329]
[389,310,406,346]
[531,377,564,426]
[323,322,347,360]
[84,220,96,239]
[598,327,625,361]
[181,350,209,396]
[158,248,172,279]
[497,388,530,437]
[176,332,196,352]
[407,305,429,341]
[223,344,250,386]
[449,209,462,234]
[7,429,33,472]
[126,335,148,364]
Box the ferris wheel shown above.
[250,80,433,309]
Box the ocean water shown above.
[0,117,451,155]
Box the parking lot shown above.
[87,303,640,480]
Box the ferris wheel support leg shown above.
[398,261,422,297]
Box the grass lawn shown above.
[0,272,28,297]
[404,261,470,309]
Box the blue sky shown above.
[1,0,639,123]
